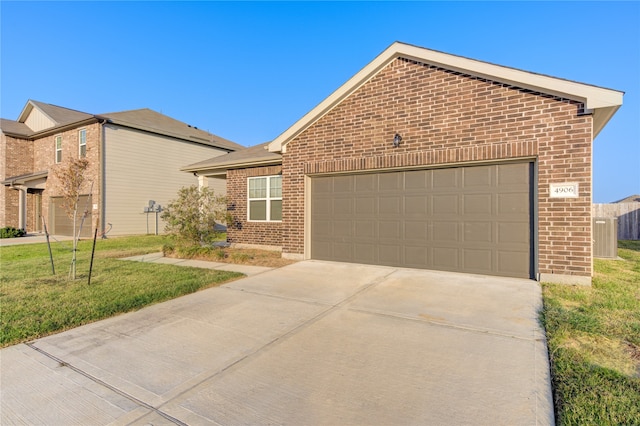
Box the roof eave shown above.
[25,117,100,139]
[182,158,282,175]
[268,42,624,153]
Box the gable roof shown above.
[20,100,94,126]
[182,142,281,175]
[268,42,624,153]
[2,100,242,152]
[99,109,243,151]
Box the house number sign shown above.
[549,182,579,198]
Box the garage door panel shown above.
[354,221,375,239]
[378,221,401,239]
[355,197,375,214]
[404,221,428,241]
[333,198,352,215]
[433,247,459,270]
[311,163,532,278]
[497,163,529,185]
[404,246,428,268]
[432,222,459,242]
[332,176,353,193]
[432,195,459,215]
[355,174,376,191]
[464,194,493,215]
[404,194,428,215]
[333,243,352,260]
[497,222,529,244]
[353,244,375,263]
[497,193,529,215]
[405,170,429,189]
[497,251,530,276]
[50,195,92,237]
[463,167,492,187]
[464,222,493,243]
[379,173,402,191]
[463,249,493,273]
[433,169,457,189]
[379,196,401,215]
[333,220,353,237]
[378,244,402,265]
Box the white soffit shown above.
[268,42,623,152]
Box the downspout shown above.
[97,117,108,236]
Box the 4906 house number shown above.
[549,182,579,198]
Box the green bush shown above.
[0,227,26,239]
[161,185,227,245]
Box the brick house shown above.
[1,100,242,237]
[184,42,623,285]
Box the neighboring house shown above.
[184,42,623,285]
[1,100,242,237]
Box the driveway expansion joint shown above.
[346,306,542,342]
[24,342,186,426]
[152,268,399,412]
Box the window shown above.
[248,175,282,221]
[78,129,86,158]
[55,135,62,163]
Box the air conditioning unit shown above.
[593,217,618,259]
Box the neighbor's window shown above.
[55,135,62,163]
[248,175,282,221]
[78,129,87,158]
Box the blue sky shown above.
[1,1,638,202]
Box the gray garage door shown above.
[50,195,93,237]
[311,163,532,278]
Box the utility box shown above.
[593,217,618,259]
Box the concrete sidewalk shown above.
[1,261,554,425]
[121,252,275,276]
[0,233,74,247]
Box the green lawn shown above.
[541,240,640,425]
[0,235,242,347]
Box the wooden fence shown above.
[592,203,640,240]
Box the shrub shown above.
[161,185,227,245]
[0,227,26,239]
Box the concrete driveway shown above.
[1,261,554,425]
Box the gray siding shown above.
[104,125,227,235]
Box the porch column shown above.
[17,187,27,230]
[198,175,208,189]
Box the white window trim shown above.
[55,135,62,163]
[247,175,282,222]
[78,129,87,158]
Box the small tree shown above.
[161,185,227,245]
[54,158,90,280]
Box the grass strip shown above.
[541,240,640,425]
[0,235,242,347]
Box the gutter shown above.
[2,117,100,140]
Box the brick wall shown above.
[0,134,34,228]
[226,165,283,247]
[282,57,593,278]
[37,123,101,233]
[0,122,101,232]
